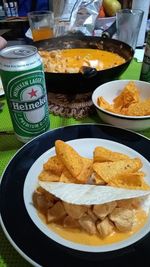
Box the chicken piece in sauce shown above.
[109,207,134,232]
[97,217,114,237]
[93,201,117,220]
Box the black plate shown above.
[0,124,150,267]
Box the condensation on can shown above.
[0,45,50,143]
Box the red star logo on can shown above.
[28,88,37,98]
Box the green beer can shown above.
[0,45,50,143]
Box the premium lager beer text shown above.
[0,45,50,143]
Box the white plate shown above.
[24,138,150,253]
[1,124,150,266]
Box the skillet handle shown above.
[80,66,97,79]
[102,21,116,38]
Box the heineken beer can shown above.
[0,45,50,143]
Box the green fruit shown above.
[103,0,121,17]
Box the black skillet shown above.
[34,26,134,94]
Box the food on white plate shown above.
[33,140,150,245]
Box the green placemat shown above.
[1,59,150,176]
[1,105,149,177]
[0,58,150,267]
[0,227,31,267]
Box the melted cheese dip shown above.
[39,48,126,73]
[38,209,148,246]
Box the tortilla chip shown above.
[108,172,145,188]
[123,99,150,116]
[93,146,129,163]
[110,182,150,191]
[93,158,142,183]
[92,172,106,185]
[76,157,93,183]
[97,96,114,112]
[141,182,150,190]
[43,155,64,176]
[55,140,83,178]
[39,170,60,182]
[97,82,150,117]
[108,172,150,190]
[60,167,78,184]
[113,81,140,110]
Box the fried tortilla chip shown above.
[92,172,106,185]
[123,99,150,116]
[97,82,150,117]
[141,182,150,190]
[108,172,150,190]
[93,146,129,163]
[43,155,64,176]
[60,167,78,184]
[55,140,83,178]
[113,81,140,110]
[76,157,93,183]
[39,170,60,182]
[109,172,145,188]
[93,158,142,183]
[97,96,114,112]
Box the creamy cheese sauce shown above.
[38,209,148,246]
[39,48,125,73]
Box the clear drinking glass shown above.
[116,9,144,50]
[28,10,54,42]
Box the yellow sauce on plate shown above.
[39,209,148,246]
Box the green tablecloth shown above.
[0,59,150,267]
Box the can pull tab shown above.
[14,49,31,56]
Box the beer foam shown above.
[39,181,150,205]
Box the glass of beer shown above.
[28,10,54,42]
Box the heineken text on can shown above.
[0,45,50,143]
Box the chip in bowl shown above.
[92,80,150,131]
[97,81,150,116]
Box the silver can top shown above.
[0,45,37,59]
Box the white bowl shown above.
[92,80,150,131]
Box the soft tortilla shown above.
[39,181,150,205]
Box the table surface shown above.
[0,17,28,23]
[0,58,150,267]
